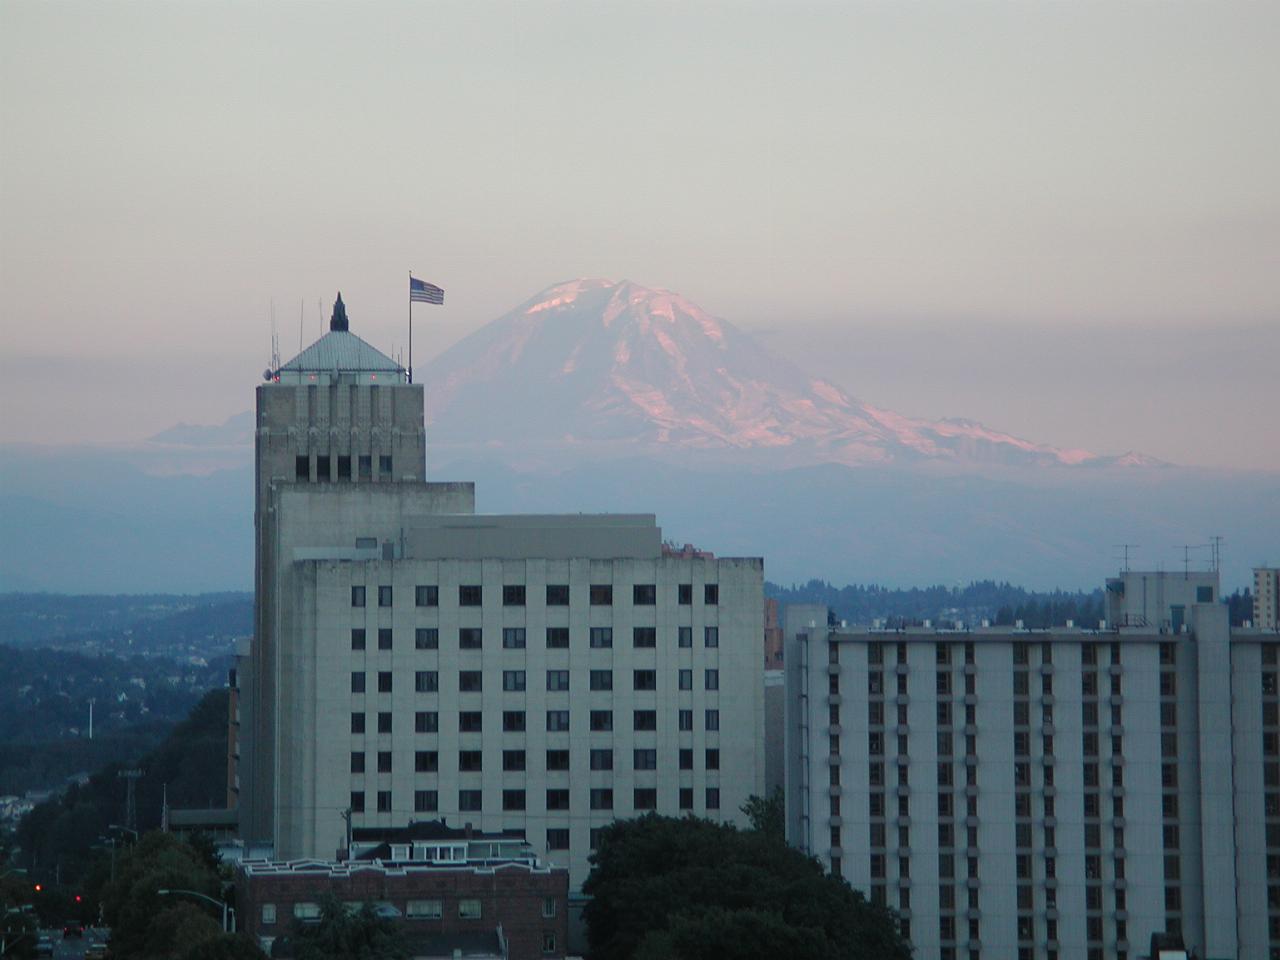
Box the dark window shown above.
[546,749,570,770]
[358,455,372,480]
[503,790,526,811]
[704,584,719,605]
[376,790,391,812]
[315,456,330,481]
[679,669,692,690]
[459,628,483,650]
[679,787,694,809]
[633,627,657,648]
[634,669,657,691]
[704,627,719,648]
[350,791,365,813]
[1197,585,1213,603]
[295,455,310,482]
[414,790,438,812]
[706,787,721,808]
[546,584,570,605]
[377,751,392,773]
[705,709,720,731]
[705,669,719,690]
[590,670,613,691]
[503,628,526,649]
[415,750,438,773]
[378,454,393,476]
[547,828,570,850]
[351,629,366,651]
[634,748,657,770]
[415,628,438,650]
[378,628,393,650]
[546,627,570,648]
[350,751,365,773]
[351,586,366,608]
[459,711,483,732]
[590,584,613,605]
[503,750,526,771]
[459,750,483,771]
[634,710,657,731]
[590,788,613,810]
[590,627,613,648]
[547,670,570,691]
[378,586,392,608]
[459,790,482,811]
[546,789,570,810]
[415,711,438,733]
[503,584,526,606]
[416,585,438,607]
[590,749,614,770]
[678,627,692,648]
[634,788,658,810]
[377,671,392,693]
[547,710,570,732]
[350,712,366,734]
[503,711,526,732]
[679,709,693,731]
[679,748,694,770]
[377,712,392,733]
[633,584,657,605]
[503,670,526,692]
[590,710,613,732]
[351,672,366,694]
[415,671,438,693]
[706,748,720,770]
[679,584,693,605]
[459,585,482,607]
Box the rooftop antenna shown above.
[1175,544,1209,578]
[1210,535,1224,573]
[1114,544,1139,573]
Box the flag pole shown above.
[407,270,413,384]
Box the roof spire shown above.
[330,292,349,332]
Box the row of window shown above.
[259,894,545,925]
[295,453,392,483]
[350,708,721,734]
[352,785,723,814]
[360,667,721,694]
[353,583,720,608]
[351,625,720,650]
[351,746,723,774]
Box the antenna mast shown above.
[1210,535,1224,573]
[1114,544,1139,573]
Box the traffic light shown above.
[75,894,82,903]
[33,883,42,892]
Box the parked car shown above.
[35,937,54,957]
[63,922,84,937]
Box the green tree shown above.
[740,786,785,844]
[281,895,407,960]
[583,815,909,960]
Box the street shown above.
[37,928,108,960]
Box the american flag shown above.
[410,276,444,305]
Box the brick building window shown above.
[458,899,482,919]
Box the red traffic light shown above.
[34,883,42,892]
[75,894,82,902]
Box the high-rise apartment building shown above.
[1256,567,1280,630]
[786,570,1279,960]
[236,297,765,899]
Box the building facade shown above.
[786,570,1279,960]
[1256,567,1280,630]
[237,297,765,901]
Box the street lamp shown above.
[156,889,234,933]
[107,825,139,842]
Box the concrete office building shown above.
[236,296,765,899]
[1256,567,1280,631]
[786,569,1280,960]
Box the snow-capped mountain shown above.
[423,278,1153,468]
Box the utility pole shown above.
[118,769,143,833]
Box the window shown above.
[679,787,694,809]
[634,669,657,691]
[350,791,365,812]
[376,790,391,812]
[503,670,526,692]
[547,710,570,732]
[350,751,365,773]
[351,672,366,694]
[377,751,392,773]
[294,902,322,920]
[634,788,658,810]
[590,710,614,732]
[459,585,482,606]
[415,585,438,607]
[590,788,614,810]
[358,454,372,479]
[415,711,438,733]
[379,454,393,476]
[542,933,557,954]
[351,628,366,651]
[503,711,526,732]
[503,628,526,649]
[679,583,693,605]
[351,712,366,734]
[633,626,657,648]
[351,586,366,608]
[415,750,438,773]
[704,583,719,604]
[459,750,483,771]
[459,628,483,650]
[261,903,277,925]
[590,584,613,605]
[406,899,442,919]
[634,748,657,770]
[378,586,393,608]
[705,669,719,690]
[458,899,482,920]
[705,748,721,770]
[633,584,657,605]
[459,711,483,732]
[377,671,392,693]
[634,709,657,731]
[705,709,720,731]
[546,584,570,605]
[704,626,719,648]
[459,790,482,811]
[542,897,557,919]
[503,585,526,606]
[678,626,692,647]
[546,627,569,648]
[503,750,526,771]
[679,669,692,690]
[590,627,613,648]
[460,671,483,692]
[546,789,570,810]
[678,709,693,731]
[706,787,721,809]
[295,455,311,481]
[503,789,526,811]
[415,671,438,693]
[546,749,570,770]
[590,669,612,691]
[591,748,614,770]
[547,670,570,691]
[1197,585,1213,603]
[547,828,570,850]
[317,455,332,481]
[415,628,438,650]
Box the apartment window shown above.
[351,586,366,608]
[589,627,613,648]
[679,583,693,605]
[546,749,570,770]
[705,584,719,604]
[350,751,365,773]
[547,669,570,692]
[378,586,393,608]
[503,789,526,811]
[634,788,658,810]
[547,828,570,850]
[350,791,365,813]
[590,669,613,691]
[590,710,614,732]
[706,748,720,770]
[705,669,719,691]
[705,709,720,731]
[415,671,438,693]
[459,750,483,772]
[351,672,366,694]
[678,708,694,732]
[261,904,277,925]
[503,670,526,692]
[415,628,438,650]
[458,899,482,920]
[591,749,614,770]
[503,750,526,771]
[704,627,719,648]
[457,628,483,651]
[376,750,392,773]
[376,671,392,693]
[414,711,437,733]
[634,669,657,691]
[459,711,482,732]
[459,671,483,692]
[679,787,694,810]
[378,454,393,477]
[546,584,570,605]
[376,790,391,812]
[679,669,693,690]
[503,627,526,649]
[503,585,526,606]
[350,628,367,651]
[459,585,482,607]
[634,748,657,770]
[678,747,694,770]
[358,455,372,480]
[351,712,366,734]
[937,673,952,696]
[546,788,570,810]
[706,787,721,809]
[406,899,442,919]
[635,710,658,731]
[546,627,570,648]
[590,584,613,605]
[633,627,657,648]
[868,673,883,695]
[590,788,614,810]
[1161,672,1178,697]
[415,750,438,773]
[547,710,570,732]
[503,711,526,732]
[679,627,693,648]
[415,585,438,607]
[633,584,657,605]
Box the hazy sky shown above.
[2,2,1277,468]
